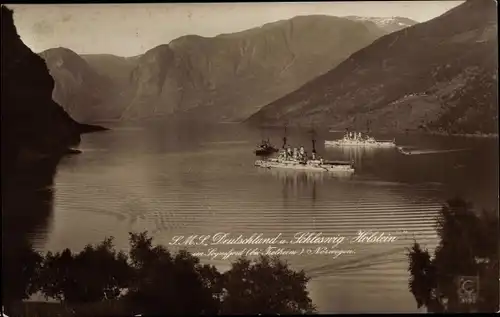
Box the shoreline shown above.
[244,122,499,139]
[422,131,498,138]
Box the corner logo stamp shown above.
[456,276,479,305]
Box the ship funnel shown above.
[282,126,288,148]
[309,127,317,154]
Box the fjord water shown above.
[31,119,498,313]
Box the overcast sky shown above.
[8,1,464,57]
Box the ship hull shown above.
[255,159,354,173]
[324,140,396,148]
[254,148,279,156]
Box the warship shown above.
[325,131,396,148]
[254,139,279,156]
[255,132,355,173]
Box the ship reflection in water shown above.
[327,146,378,166]
[257,168,354,189]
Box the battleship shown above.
[255,133,355,173]
[325,131,396,148]
[255,157,355,172]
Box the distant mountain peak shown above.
[344,16,418,33]
[169,34,207,45]
[40,47,93,72]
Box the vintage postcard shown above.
[1,1,498,315]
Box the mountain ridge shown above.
[247,0,498,134]
[41,15,396,123]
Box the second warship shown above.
[325,131,396,148]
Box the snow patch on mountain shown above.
[344,16,418,33]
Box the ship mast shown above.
[259,127,265,144]
[310,127,317,154]
[282,125,288,149]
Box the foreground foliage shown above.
[2,232,316,316]
[407,198,499,313]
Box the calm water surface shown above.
[31,120,499,313]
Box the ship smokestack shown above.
[282,126,288,148]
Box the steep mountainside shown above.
[43,15,391,123]
[1,6,81,170]
[39,49,128,122]
[81,54,138,85]
[249,0,498,134]
[344,16,418,33]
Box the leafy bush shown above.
[407,198,499,313]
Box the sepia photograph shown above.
[1,1,499,315]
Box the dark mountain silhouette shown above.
[344,16,418,33]
[1,7,106,313]
[1,5,105,173]
[248,0,498,135]
[42,15,394,123]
